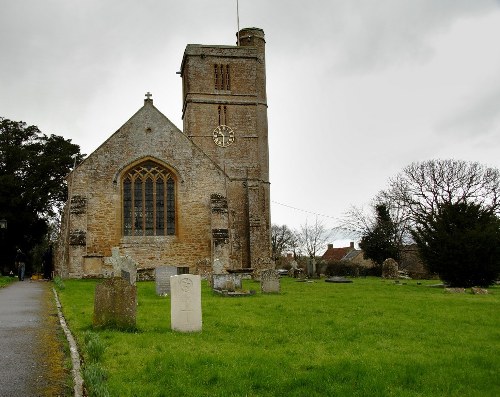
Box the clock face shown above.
[213,125,235,147]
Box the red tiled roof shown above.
[322,246,351,261]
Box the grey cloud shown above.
[330,0,499,73]
[437,83,500,138]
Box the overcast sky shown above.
[2,0,500,246]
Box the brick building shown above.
[55,28,272,278]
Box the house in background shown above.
[321,242,430,278]
[322,242,356,262]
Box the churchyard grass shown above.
[0,275,15,288]
[56,277,500,397]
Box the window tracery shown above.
[123,161,176,236]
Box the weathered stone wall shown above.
[57,102,228,277]
[56,28,272,278]
[181,28,271,270]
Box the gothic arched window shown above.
[122,161,176,236]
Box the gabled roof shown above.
[321,244,354,262]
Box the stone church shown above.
[55,28,271,278]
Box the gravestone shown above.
[93,278,137,329]
[471,287,488,295]
[104,247,137,285]
[170,274,202,332]
[382,258,399,279]
[212,273,242,291]
[261,269,280,293]
[212,258,224,274]
[155,266,178,296]
[325,276,353,283]
[445,287,466,294]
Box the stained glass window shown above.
[122,161,175,236]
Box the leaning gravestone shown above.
[93,278,137,329]
[155,266,178,296]
[261,269,280,293]
[171,274,202,332]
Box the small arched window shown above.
[123,161,175,236]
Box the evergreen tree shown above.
[359,203,400,267]
[412,202,500,287]
[0,117,83,274]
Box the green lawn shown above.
[0,275,15,288]
[56,277,500,397]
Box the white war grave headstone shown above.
[170,274,202,332]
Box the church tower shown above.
[180,28,271,269]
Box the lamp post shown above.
[0,219,7,230]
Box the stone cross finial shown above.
[145,92,152,102]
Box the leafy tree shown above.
[0,118,83,274]
[412,202,500,287]
[359,203,400,267]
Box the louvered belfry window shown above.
[123,161,175,236]
[214,64,230,90]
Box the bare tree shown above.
[382,159,500,226]
[271,224,296,264]
[298,218,329,276]
[341,204,373,238]
[341,199,412,247]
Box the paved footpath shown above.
[0,280,71,397]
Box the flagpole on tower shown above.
[236,0,240,45]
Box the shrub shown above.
[324,260,378,277]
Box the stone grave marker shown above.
[382,258,398,279]
[445,287,466,294]
[212,273,242,291]
[261,269,280,293]
[105,247,137,285]
[212,258,224,274]
[325,276,353,283]
[155,266,178,296]
[93,278,137,329]
[170,274,202,332]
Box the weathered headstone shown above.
[104,247,137,285]
[445,287,466,294]
[471,287,489,295]
[212,273,242,291]
[261,269,280,293]
[212,258,224,274]
[170,274,202,332]
[155,266,178,295]
[382,258,399,279]
[93,278,137,329]
[325,276,353,284]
